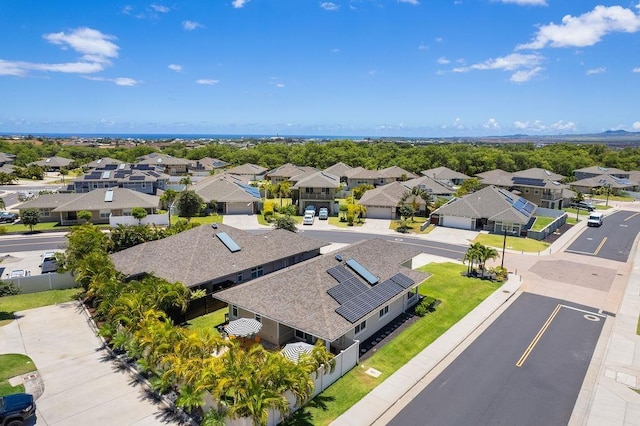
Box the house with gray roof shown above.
[214,238,429,354]
[110,223,327,294]
[17,187,161,225]
[378,166,418,182]
[344,167,390,189]
[137,153,191,176]
[28,156,74,171]
[291,171,340,214]
[192,173,262,214]
[226,163,267,181]
[266,163,317,184]
[188,157,228,176]
[358,177,454,219]
[431,185,536,235]
[0,152,16,167]
[477,168,568,209]
[70,163,169,195]
[324,162,352,183]
[421,166,471,186]
[84,157,124,169]
[573,165,630,181]
[570,174,638,195]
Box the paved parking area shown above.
[0,302,182,426]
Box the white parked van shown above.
[587,211,604,227]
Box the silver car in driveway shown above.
[302,213,314,225]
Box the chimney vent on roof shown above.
[335,254,343,262]
[211,223,218,229]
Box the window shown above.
[355,320,367,335]
[408,289,417,299]
[533,189,539,195]
[524,188,529,193]
[255,314,262,323]
[295,329,305,339]
[305,187,313,194]
[99,210,110,219]
[122,209,132,216]
[41,208,51,218]
[236,272,243,283]
[251,266,264,279]
[379,306,389,318]
[231,305,238,317]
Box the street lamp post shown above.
[576,205,580,221]
[501,227,507,268]
[605,184,611,206]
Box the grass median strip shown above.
[0,354,37,396]
[296,262,500,425]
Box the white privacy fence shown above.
[2,272,76,294]
[109,213,169,227]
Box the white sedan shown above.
[302,213,315,225]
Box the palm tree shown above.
[463,243,483,276]
[0,197,5,210]
[276,182,291,209]
[477,244,500,278]
[180,176,193,190]
[400,186,430,222]
[160,189,179,210]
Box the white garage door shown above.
[366,206,394,219]
[442,216,474,230]
[226,202,253,215]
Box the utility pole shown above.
[501,227,507,268]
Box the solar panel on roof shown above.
[327,265,355,283]
[130,175,145,181]
[327,277,369,304]
[523,202,535,215]
[236,182,260,198]
[346,259,379,285]
[335,278,405,323]
[512,177,545,187]
[390,273,415,289]
[216,232,241,253]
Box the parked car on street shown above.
[318,208,329,220]
[0,211,18,223]
[302,213,315,225]
[9,269,28,279]
[570,201,595,211]
[0,392,36,426]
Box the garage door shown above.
[442,216,474,230]
[366,206,394,219]
[226,202,253,215]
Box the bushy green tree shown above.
[273,214,297,232]
[20,208,41,232]
[176,190,204,220]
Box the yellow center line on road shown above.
[593,237,608,256]
[625,213,639,221]
[516,304,561,368]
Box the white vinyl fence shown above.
[2,272,76,294]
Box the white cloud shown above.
[331,48,340,53]
[517,5,640,50]
[168,64,183,72]
[484,118,501,129]
[196,79,220,85]
[320,2,339,11]
[44,27,119,64]
[551,120,576,131]
[150,4,170,13]
[513,120,546,131]
[0,27,120,77]
[369,70,377,75]
[418,44,429,50]
[435,37,443,42]
[398,0,420,4]
[586,67,606,75]
[437,57,450,64]
[497,0,547,5]
[232,0,249,8]
[632,67,640,72]
[633,122,640,130]
[276,83,285,88]
[183,20,203,31]
[510,66,543,82]
[452,118,464,129]
[84,76,141,86]
[122,5,133,15]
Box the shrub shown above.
[263,200,275,212]
[0,281,21,297]
[0,226,7,235]
[346,213,355,226]
[263,210,274,222]
[414,296,437,317]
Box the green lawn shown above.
[327,217,364,228]
[0,222,66,234]
[185,308,227,337]
[257,213,303,227]
[531,216,555,231]
[473,233,549,253]
[0,288,81,326]
[637,313,640,336]
[303,262,500,425]
[171,214,222,226]
[388,218,432,234]
[0,354,36,396]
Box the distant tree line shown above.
[3,138,640,177]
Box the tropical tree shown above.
[352,183,374,200]
[160,189,179,210]
[462,242,483,276]
[455,177,481,197]
[273,214,297,232]
[276,182,292,209]
[77,210,92,223]
[177,190,204,220]
[477,244,499,278]
[400,186,430,222]
[132,207,148,224]
[180,176,193,190]
[20,207,41,232]
[0,197,4,210]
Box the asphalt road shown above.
[388,293,605,426]
[0,229,469,261]
[565,210,640,262]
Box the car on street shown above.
[587,211,604,227]
[0,392,36,425]
[570,201,596,211]
[302,213,314,225]
[318,208,329,220]
[0,212,18,223]
[304,205,316,216]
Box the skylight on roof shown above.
[104,189,114,202]
[216,232,241,253]
[346,258,378,285]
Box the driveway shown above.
[0,302,182,426]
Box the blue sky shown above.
[1,0,639,137]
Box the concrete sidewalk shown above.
[332,273,523,426]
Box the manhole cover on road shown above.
[584,314,600,322]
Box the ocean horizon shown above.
[1,132,387,141]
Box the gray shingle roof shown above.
[574,165,628,175]
[378,166,418,180]
[475,169,513,186]
[226,163,267,176]
[110,223,328,288]
[402,176,455,196]
[512,168,564,181]
[192,174,261,202]
[29,156,73,168]
[433,185,533,224]
[345,167,384,180]
[291,171,340,189]
[267,163,316,179]
[17,193,79,210]
[137,153,191,166]
[421,166,470,181]
[16,188,160,212]
[359,182,411,208]
[85,157,124,168]
[323,162,352,177]
[215,238,429,342]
